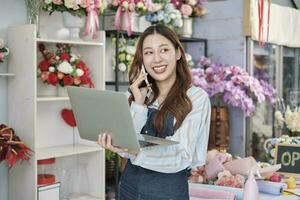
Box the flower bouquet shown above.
[145,0,183,31]
[0,39,9,63]
[42,0,105,17]
[170,0,206,18]
[42,0,106,39]
[0,124,33,169]
[111,35,138,73]
[263,135,300,163]
[37,43,94,88]
[191,56,277,116]
[275,103,300,136]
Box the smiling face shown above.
[142,33,181,85]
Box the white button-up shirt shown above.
[119,86,211,173]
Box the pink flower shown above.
[112,0,119,6]
[41,72,49,81]
[180,4,193,17]
[0,52,4,60]
[53,0,63,5]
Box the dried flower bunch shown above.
[0,124,32,169]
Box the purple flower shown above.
[191,56,277,116]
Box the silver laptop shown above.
[67,86,178,153]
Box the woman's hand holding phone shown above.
[129,65,151,105]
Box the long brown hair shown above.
[128,24,192,133]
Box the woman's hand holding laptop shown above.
[97,133,124,153]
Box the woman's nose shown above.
[153,51,162,62]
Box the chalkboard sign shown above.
[275,144,300,176]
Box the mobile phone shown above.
[141,64,152,97]
[141,64,151,88]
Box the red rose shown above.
[63,75,74,86]
[60,53,70,61]
[48,72,58,86]
[77,60,87,69]
[38,60,50,72]
[80,75,89,84]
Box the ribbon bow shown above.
[83,0,100,40]
[114,0,134,36]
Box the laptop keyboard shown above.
[138,140,159,147]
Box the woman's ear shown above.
[176,49,182,61]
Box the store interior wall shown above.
[0,0,296,200]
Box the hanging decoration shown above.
[0,124,33,169]
[114,0,135,36]
[61,109,77,127]
[258,0,272,46]
[83,0,100,40]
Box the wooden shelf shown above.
[0,73,15,77]
[36,96,69,102]
[36,144,103,160]
[36,38,104,46]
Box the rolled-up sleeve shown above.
[130,87,211,173]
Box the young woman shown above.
[98,24,211,200]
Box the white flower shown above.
[76,68,84,77]
[126,54,132,61]
[65,0,76,9]
[49,66,56,72]
[70,53,78,62]
[57,61,73,74]
[125,46,136,55]
[56,56,60,60]
[188,0,197,6]
[118,63,127,72]
[153,3,162,12]
[122,1,128,9]
[137,2,144,8]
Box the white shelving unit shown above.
[7,24,106,200]
[0,73,15,77]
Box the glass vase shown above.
[24,0,41,36]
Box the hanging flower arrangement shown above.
[37,43,94,88]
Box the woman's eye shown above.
[161,48,169,53]
[144,51,152,55]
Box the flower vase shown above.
[24,0,41,37]
[180,17,193,38]
[37,79,57,97]
[62,12,85,41]
[57,86,68,97]
[208,106,229,151]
